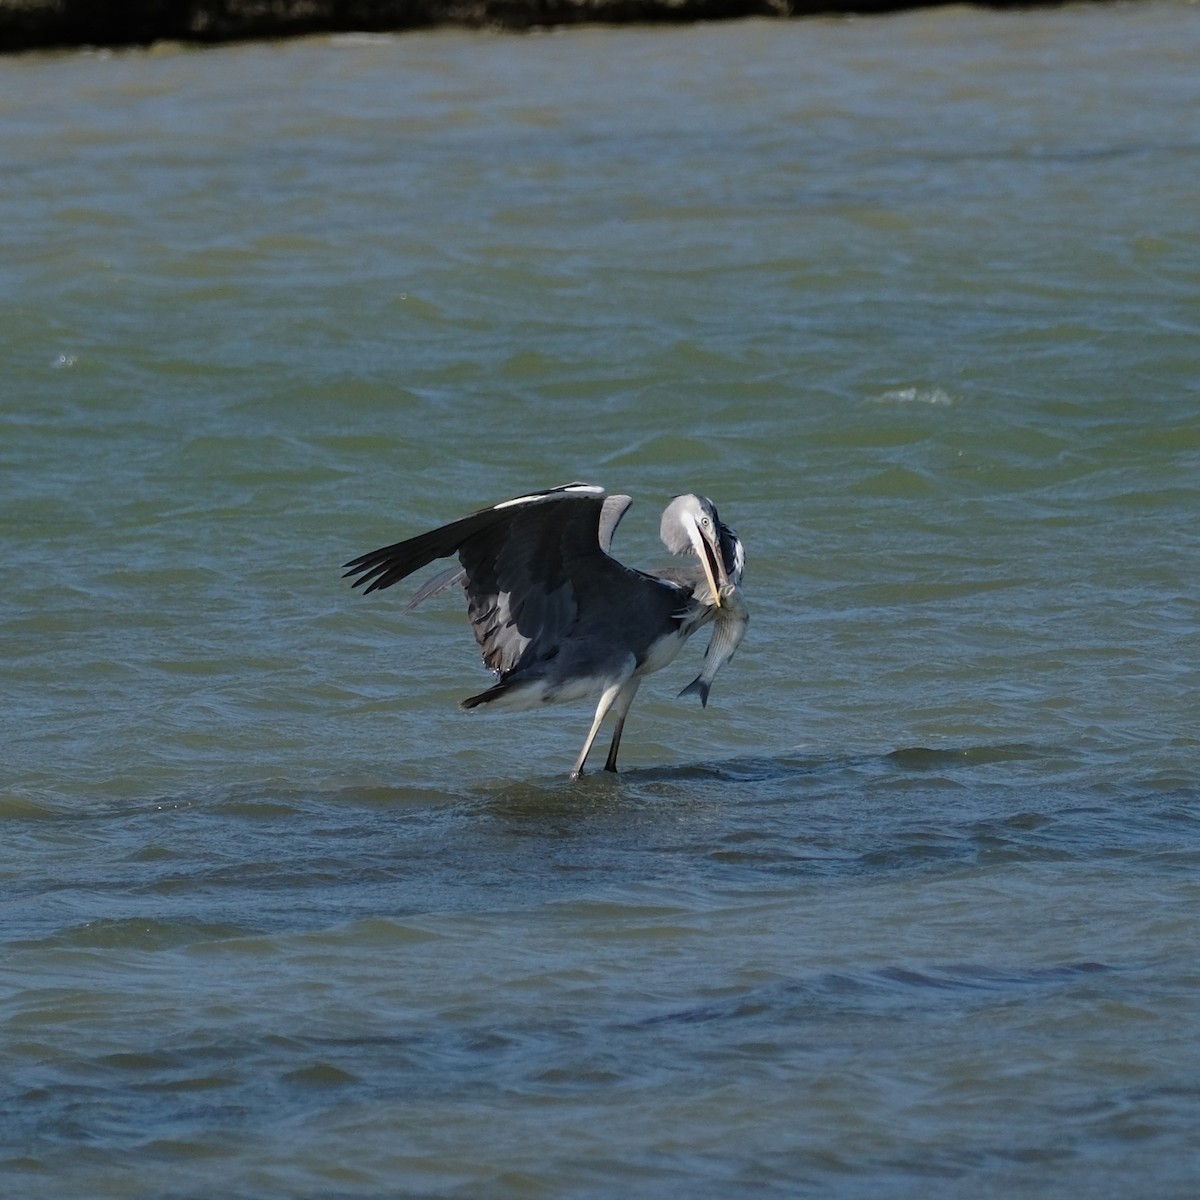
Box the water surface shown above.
[2,5,1199,1196]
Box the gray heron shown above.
[343,482,747,778]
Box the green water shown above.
[3,6,1199,1197]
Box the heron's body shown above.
[343,483,746,777]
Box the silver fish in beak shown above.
[679,582,749,707]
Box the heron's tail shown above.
[461,683,509,710]
[461,677,551,713]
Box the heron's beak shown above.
[686,513,729,608]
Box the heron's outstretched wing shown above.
[344,483,675,679]
[399,492,633,613]
[344,483,604,595]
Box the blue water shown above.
[2,5,1199,1196]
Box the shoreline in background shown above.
[0,0,1115,55]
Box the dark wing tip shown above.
[342,548,408,594]
[342,482,610,598]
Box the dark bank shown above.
[1,0,1113,54]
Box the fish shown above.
[678,583,749,708]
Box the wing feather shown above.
[342,483,604,595]
[344,483,679,682]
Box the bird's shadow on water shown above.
[470,753,823,814]
[110,741,1073,828]
[451,739,1135,893]
[474,742,1053,807]
[460,740,1095,850]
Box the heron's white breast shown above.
[636,625,692,677]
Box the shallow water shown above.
[3,5,1200,1196]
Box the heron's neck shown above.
[679,596,718,639]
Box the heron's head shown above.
[660,493,745,608]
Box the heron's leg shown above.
[602,678,642,774]
[569,665,635,779]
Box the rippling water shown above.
[3,5,1200,1196]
